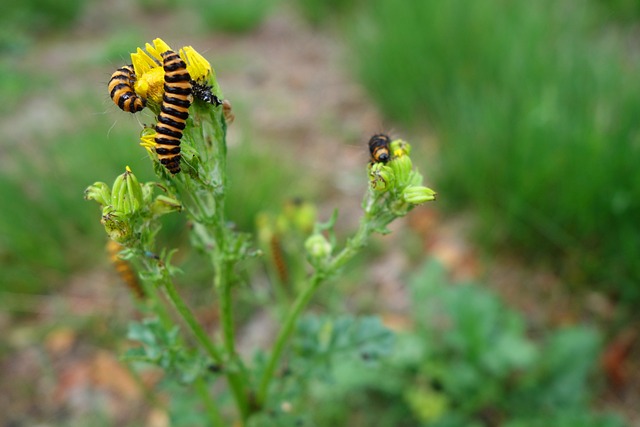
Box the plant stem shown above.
[161,276,223,364]
[256,193,399,407]
[195,376,225,427]
[257,273,323,405]
[161,272,250,419]
[189,107,252,421]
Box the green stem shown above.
[195,376,225,427]
[219,274,236,354]
[161,276,224,364]
[191,108,252,420]
[256,196,398,407]
[161,273,250,419]
[257,273,323,405]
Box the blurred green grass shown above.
[348,0,640,303]
[186,0,278,33]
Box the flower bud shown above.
[305,233,332,261]
[283,198,317,234]
[111,168,143,216]
[126,167,143,213]
[390,139,412,158]
[101,208,133,244]
[389,154,413,188]
[402,186,437,205]
[84,182,111,206]
[141,182,156,205]
[408,169,424,187]
[150,195,183,216]
[369,163,395,192]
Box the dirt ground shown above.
[1,2,638,426]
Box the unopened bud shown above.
[402,186,437,205]
[150,195,182,216]
[389,155,413,188]
[101,208,133,244]
[369,163,395,192]
[390,139,412,158]
[283,198,317,233]
[84,182,111,206]
[305,233,332,260]
[111,167,143,216]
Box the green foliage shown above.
[293,260,624,426]
[350,0,640,302]
[227,140,313,233]
[125,318,209,383]
[249,314,395,426]
[84,39,435,425]
[188,0,278,33]
[294,0,359,27]
[0,121,153,295]
[0,0,85,52]
[597,0,640,22]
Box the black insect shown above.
[368,133,391,164]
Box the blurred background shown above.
[1,0,639,425]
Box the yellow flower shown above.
[140,127,157,154]
[135,66,165,105]
[390,139,412,158]
[180,46,215,83]
[130,38,215,105]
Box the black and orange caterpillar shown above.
[108,65,146,113]
[106,240,145,299]
[368,133,391,164]
[155,50,192,174]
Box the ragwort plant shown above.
[85,38,435,425]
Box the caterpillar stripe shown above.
[106,240,144,299]
[368,133,391,164]
[156,50,192,174]
[108,65,146,113]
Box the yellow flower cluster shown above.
[130,38,217,153]
[131,38,215,105]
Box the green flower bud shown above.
[126,167,143,213]
[305,233,332,260]
[283,198,317,234]
[101,208,133,244]
[111,167,143,216]
[408,169,424,187]
[389,154,413,188]
[84,182,111,206]
[141,182,156,206]
[256,212,275,247]
[390,139,412,157]
[402,186,437,205]
[150,195,183,216]
[369,162,395,192]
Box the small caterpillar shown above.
[108,65,146,113]
[106,240,144,299]
[155,50,192,174]
[222,99,235,125]
[269,234,289,285]
[368,133,391,164]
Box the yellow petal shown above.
[131,47,158,78]
[134,66,165,105]
[140,131,157,154]
[180,46,214,82]
[146,38,173,62]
